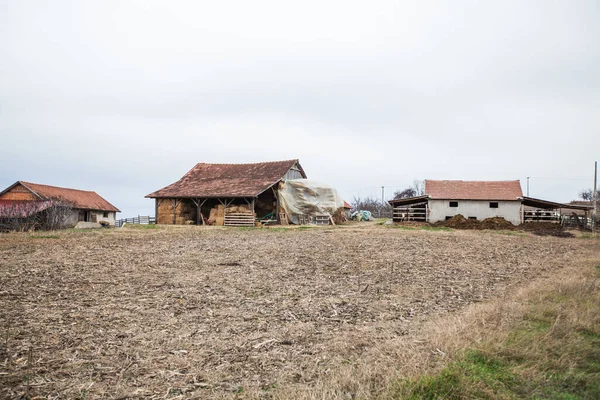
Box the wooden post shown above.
[272,185,280,224]
[192,198,208,225]
[170,199,180,225]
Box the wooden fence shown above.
[115,215,156,227]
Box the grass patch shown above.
[488,230,527,236]
[420,226,453,232]
[396,264,600,400]
[391,225,417,230]
[29,235,60,239]
[398,350,522,399]
[124,224,159,229]
[389,225,453,232]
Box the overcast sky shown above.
[1,0,598,217]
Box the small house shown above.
[0,181,120,227]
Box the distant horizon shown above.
[2,1,598,217]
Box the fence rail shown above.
[115,215,156,227]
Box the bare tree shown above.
[394,180,425,200]
[579,189,600,201]
[0,200,74,232]
[351,195,392,216]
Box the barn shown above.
[389,180,592,225]
[146,160,307,226]
[0,181,120,226]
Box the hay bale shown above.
[216,204,225,226]
[332,207,348,225]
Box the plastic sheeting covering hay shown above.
[279,179,345,225]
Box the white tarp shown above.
[279,179,345,224]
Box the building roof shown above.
[523,196,594,211]
[0,181,120,212]
[388,195,430,207]
[425,180,523,201]
[146,159,306,198]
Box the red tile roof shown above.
[146,160,305,198]
[425,180,523,201]
[7,181,121,212]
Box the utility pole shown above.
[526,177,530,197]
[594,161,597,233]
[381,186,385,218]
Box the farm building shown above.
[146,160,306,226]
[389,180,592,225]
[0,181,120,227]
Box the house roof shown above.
[146,159,306,198]
[0,181,120,212]
[425,180,523,201]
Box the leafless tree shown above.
[394,180,425,200]
[351,196,392,216]
[579,189,600,202]
[0,201,74,232]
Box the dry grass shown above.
[0,225,598,399]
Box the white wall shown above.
[428,200,522,225]
[92,211,116,225]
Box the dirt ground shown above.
[0,224,598,399]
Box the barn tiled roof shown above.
[146,160,304,198]
[17,182,120,212]
[425,180,523,201]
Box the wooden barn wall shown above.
[0,184,38,201]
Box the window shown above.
[445,216,453,220]
[468,216,477,220]
[489,202,499,209]
[449,201,458,207]
[103,212,109,218]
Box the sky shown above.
[1,0,599,217]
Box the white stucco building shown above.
[390,180,524,225]
[424,180,523,224]
[390,180,593,226]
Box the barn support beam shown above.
[155,199,165,224]
[170,199,180,225]
[271,185,280,224]
[191,198,208,225]
[217,198,234,208]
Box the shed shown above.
[146,159,307,226]
[0,181,120,226]
[389,180,592,225]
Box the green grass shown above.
[395,265,600,400]
[29,235,60,239]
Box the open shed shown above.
[146,160,306,226]
[389,180,593,227]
